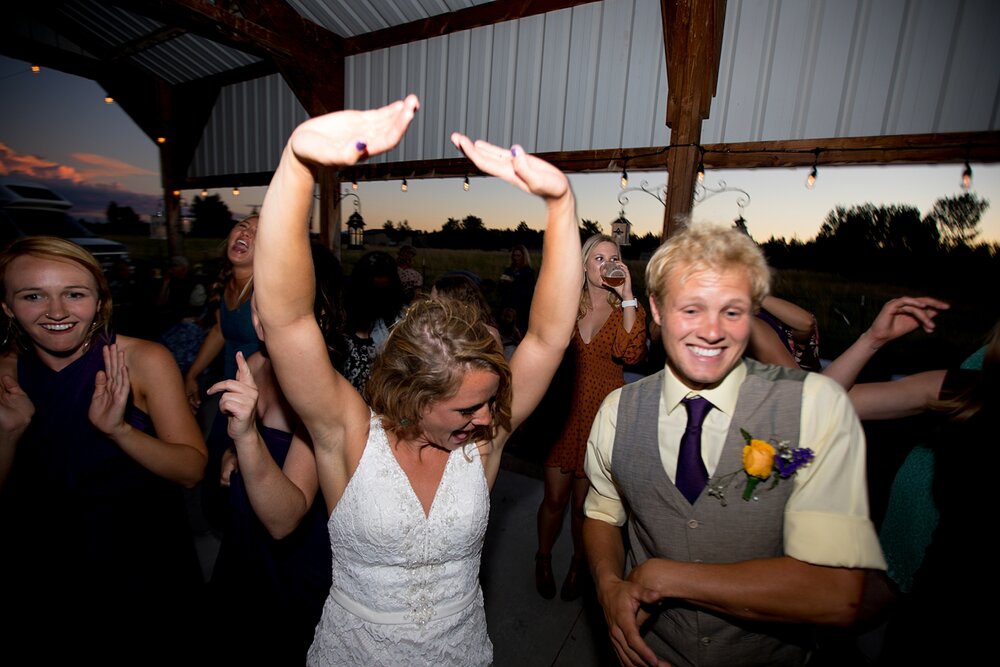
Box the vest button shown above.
[687,519,699,529]
[700,636,712,645]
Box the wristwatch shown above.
[620,299,638,308]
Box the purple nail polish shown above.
[356,141,367,152]
[510,146,519,157]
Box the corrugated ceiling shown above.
[5,0,997,182]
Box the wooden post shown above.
[318,167,342,258]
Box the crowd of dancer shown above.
[0,96,992,666]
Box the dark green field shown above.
[111,235,990,375]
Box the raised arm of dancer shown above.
[450,134,582,433]
[761,295,817,340]
[848,370,947,421]
[184,317,223,410]
[209,352,318,538]
[748,317,798,368]
[254,97,419,444]
[822,296,949,390]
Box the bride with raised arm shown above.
[254,95,582,666]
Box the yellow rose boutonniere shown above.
[708,428,815,505]
[742,439,776,478]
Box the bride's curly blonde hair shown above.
[367,299,512,444]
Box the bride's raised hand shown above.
[290,95,419,168]
[450,134,569,203]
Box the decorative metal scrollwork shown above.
[618,180,668,207]
[693,180,751,213]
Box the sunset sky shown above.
[2,55,997,244]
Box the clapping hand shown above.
[89,344,131,438]
[0,375,34,438]
[207,351,259,443]
[289,95,419,169]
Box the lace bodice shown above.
[307,413,493,666]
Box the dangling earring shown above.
[1,315,14,349]
[80,319,100,353]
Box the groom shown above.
[583,225,886,667]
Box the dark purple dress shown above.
[0,333,203,661]
[210,425,332,665]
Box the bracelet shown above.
[620,299,638,309]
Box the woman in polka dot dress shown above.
[534,234,647,600]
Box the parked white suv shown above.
[0,180,130,273]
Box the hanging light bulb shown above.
[156,136,166,144]
[401,179,408,193]
[696,160,705,184]
[805,149,820,190]
[463,175,470,191]
[172,189,180,197]
[620,168,628,189]
[961,161,972,190]
[200,188,208,197]
[232,186,240,196]
[351,179,358,191]
[30,64,40,73]
[104,95,114,104]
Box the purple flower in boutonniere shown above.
[707,428,814,505]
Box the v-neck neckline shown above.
[578,308,613,346]
[384,431,455,520]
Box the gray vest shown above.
[612,360,810,667]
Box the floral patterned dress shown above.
[546,304,647,476]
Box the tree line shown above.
[759,193,995,300]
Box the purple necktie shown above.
[676,396,713,504]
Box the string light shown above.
[232,186,240,196]
[401,179,408,193]
[104,95,114,104]
[30,64,40,73]
[200,188,208,197]
[351,179,358,191]
[463,175,470,191]
[620,168,628,189]
[806,149,820,189]
[172,189,180,197]
[156,136,166,144]
[961,161,972,190]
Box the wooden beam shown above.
[318,167,342,257]
[661,0,726,237]
[178,131,1000,192]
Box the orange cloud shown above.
[0,141,84,182]
[70,152,157,179]
[0,143,156,185]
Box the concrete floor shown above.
[482,456,618,667]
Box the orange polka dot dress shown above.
[546,304,647,476]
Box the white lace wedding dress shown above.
[307,413,493,666]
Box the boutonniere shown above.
[707,428,814,505]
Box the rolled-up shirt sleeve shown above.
[584,390,627,526]
[785,373,887,570]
